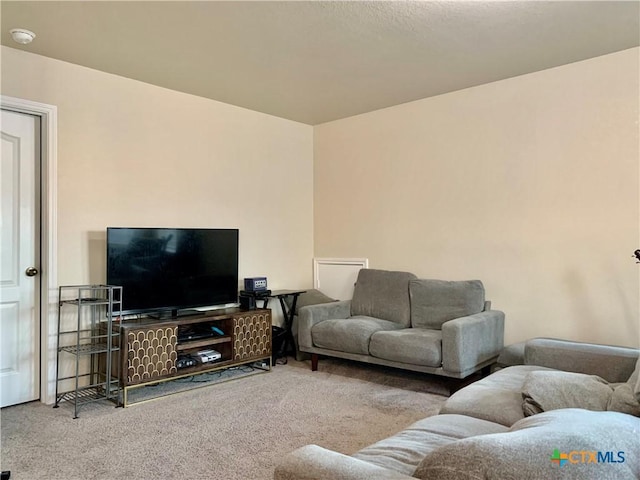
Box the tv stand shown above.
[118,307,271,406]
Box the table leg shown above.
[277,294,300,364]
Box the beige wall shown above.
[2,45,638,348]
[314,48,640,347]
[1,46,314,323]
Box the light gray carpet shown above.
[1,358,448,480]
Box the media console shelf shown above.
[120,308,272,406]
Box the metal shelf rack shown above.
[54,285,123,418]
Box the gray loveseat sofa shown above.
[298,269,505,379]
[274,338,640,480]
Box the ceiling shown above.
[2,1,639,125]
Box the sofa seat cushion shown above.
[353,414,508,476]
[351,269,417,327]
[415,409,640,480]
[409,279,485,329]
[440,365,554,426]
[311,316,403,355]
[369,328,442,367]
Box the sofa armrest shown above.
[442,310,505,375]
[524,338,639,383]
[298,300,351,350]
[273,445,414,480]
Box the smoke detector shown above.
[10,29,36,45]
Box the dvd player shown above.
[177,331,215,343]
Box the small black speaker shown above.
[239,294,256,310]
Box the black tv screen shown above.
[106,227,239,315]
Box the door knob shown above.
[25,267,38,277]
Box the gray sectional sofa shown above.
[274,338,640,480]
[297,269,505,379]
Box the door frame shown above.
[1,95,58,405]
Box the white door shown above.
[0,109,40,407]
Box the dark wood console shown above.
[119,308,271,405]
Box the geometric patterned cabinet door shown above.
[125,325,178,385]
[233,311,272,362]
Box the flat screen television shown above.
[106,227,239,316]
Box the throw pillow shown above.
[631,355,640,401]
[414,409,640,480]
[608,383,640,417]
[521,370,613,417]
[607,355,640,417]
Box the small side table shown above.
[268,290,306,364]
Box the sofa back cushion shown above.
[351,269,417,326]
[410,279,485,329]
[524,338,639,383]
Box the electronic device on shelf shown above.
[239,294,256,310]
[239,289,271,310]
[177,324,226,342]
[244,277,268,291]
[106,227,239,317]
[176,355,198,369]
[194,349,222,363]
[239,289,271,297]
[177,329,215,343]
